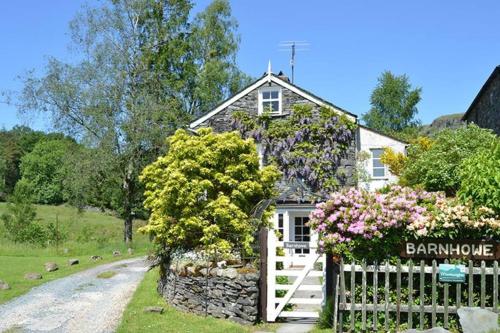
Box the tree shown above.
[363,71,422,135]
[0,151,6,196]
[402,125,497,195]
[18,0,247,243]
[458,141,500,213]
[140,129,280,257]
[17,139,75,204]
[0,126,67,197]
[1,186,46,245]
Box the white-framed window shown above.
[278,213,284,241]
[293,216,310,254]
[371,148,386,178]
[258,87,282,115]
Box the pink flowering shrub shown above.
[308,186,499,260]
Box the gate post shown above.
[325,253,340,324]
[258,227,268,322]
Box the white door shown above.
[290,215,312,266]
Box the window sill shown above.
[267,112,290,118]
[370,177,389,181]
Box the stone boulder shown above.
[143,306,164,314]
[458,307,499,333]
[44,262,59,272]
[68,259,79,266]
[0,279,10,290]
[24,273,42,280]
[127,248,133,255]
[113,250,121,257]
[90,255,103,261]
[404,328,450,333]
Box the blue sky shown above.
[1,0,499,130]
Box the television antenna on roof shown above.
[278,40,309,84]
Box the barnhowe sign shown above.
[401,239,500,260]
[283,241,310,249]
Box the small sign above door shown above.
[284,241,310,249]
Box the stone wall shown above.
[158,264,260,325]
[464,70,500,135]
[194,81,357,189]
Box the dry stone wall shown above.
[158,264,260,325]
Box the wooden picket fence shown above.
[333,259,500,332]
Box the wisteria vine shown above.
[230,105,357,194]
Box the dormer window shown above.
[258,87,282,115]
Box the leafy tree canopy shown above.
[17,0,248,242]
[17,139,76,204]
[0,126,70,198]
[140,129,280,257]
[401,124,498,195]
[458,141,500,214]
[363,71,422,135]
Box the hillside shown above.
[420,113,464,137]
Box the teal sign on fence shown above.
[439,264,466,283]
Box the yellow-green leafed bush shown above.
[139,128,280,256]
[458,141,500,214]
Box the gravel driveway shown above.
[0,257,149,333]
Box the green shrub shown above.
[402,124,497,195]
[140,128,280,257]
[458,141,500,214]
[45,220,68,246]
[317,297,334,328]
[1,190,47,245]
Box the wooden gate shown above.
[266,229,325,321]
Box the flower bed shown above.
[308,186,499,260]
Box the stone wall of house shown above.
[158,264,260,325]
[464,73,500,135]
[194,81,357,188]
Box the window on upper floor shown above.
[259,87,282,115]
[371,148,386,178]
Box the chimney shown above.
[277,70,290,82]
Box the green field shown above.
[0,203,153,304]
[117,269,278,333]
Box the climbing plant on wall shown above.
[231,104,357,194]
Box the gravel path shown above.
[0,257,149,333]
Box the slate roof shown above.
[462,65,500,121]
[275,178,324,204]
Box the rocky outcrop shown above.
[420,113,464,137]
[158,264,260,325]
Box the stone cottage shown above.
[463,65,500,135]
[189,65,406,267]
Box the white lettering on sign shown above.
[406,243,415,255]
[402,241,498,259]
[428,243,438,255]
[484,244,493,256]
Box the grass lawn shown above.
[0,203,153,304]
[117,269,279,333]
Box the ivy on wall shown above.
[230,104,357,194]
